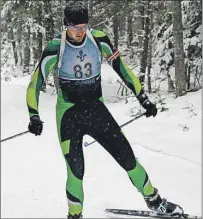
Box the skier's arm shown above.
[26,38,60,118]
[92,30,143,98]
[93,30,157,116]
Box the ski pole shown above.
[119,112,146,128]
[84,112,146,147]
[1,130,30,143]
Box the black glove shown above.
[28,115,43,135]
[137,89,157,117]
[142,100,157,117]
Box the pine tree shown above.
[172,0,187,96]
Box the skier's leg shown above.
[87,100,183,215]
[87,100,154,197]
[56,104,84,216]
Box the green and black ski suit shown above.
[26,28,155,215]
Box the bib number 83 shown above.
[74,63,92,79]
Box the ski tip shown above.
[182,214,202,219]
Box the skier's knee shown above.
[118,157,136,171]
[124,160,136,171]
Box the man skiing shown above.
[26,2,183,219]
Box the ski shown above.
[105,208,201,219]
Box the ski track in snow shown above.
[135,144,201,167]
[1,68,202,218]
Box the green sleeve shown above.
[91,29,142,97]
[26,37,60,118]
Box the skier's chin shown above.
[75,35,84,42]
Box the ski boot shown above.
[144,188,184,217]
[67,213,82,219]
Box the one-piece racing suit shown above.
[26,28,155,215]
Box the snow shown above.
[1,64,202,218]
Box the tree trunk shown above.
[17,24,23,66]
[139,0,151,85]
[44,1,55,42]
[147,3,153,93]
[136,0,145,45]
[185,61,191,90]
[113,15,119,48]
[88,0,93,19]
[147,63,152,93]
[112,1,121,48]
[17,38,23,66]
[127,1,133,47]
[7,27,18,65]
[172,0,186,97]
[33,3,43,67]
[7,7,18,66]
[32,33,38,68]
[23,25,30,74]
[167,72,175,92]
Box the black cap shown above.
[64,1,89,26]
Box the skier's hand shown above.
[142,101,157,117]
[137,89,157,117]
[28,115,43,135]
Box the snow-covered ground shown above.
[1,64,202,218]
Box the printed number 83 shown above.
[74,63,92,79]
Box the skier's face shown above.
[67,24,88,42]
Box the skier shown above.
[26,2,183,219]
